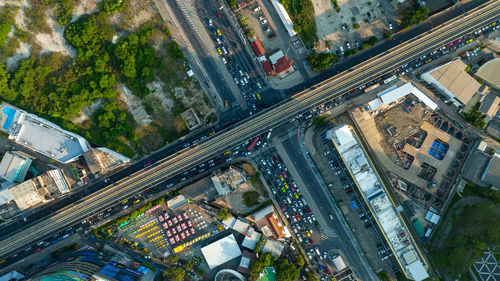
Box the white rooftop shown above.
[330,125,428,280]
[269,50,285,65]
[270,0,297,37]
[201,234,242,269]
[0,188,13,205]
[242,228,261,250]
[9,113,90,163]
[376,83,438,110]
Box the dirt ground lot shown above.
[374,96,432,160]
[312,0,397,52]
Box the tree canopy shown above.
[281,0,317,48]
[400,2,430,29]
[306,52,337,71]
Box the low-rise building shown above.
[480,152,500,189]
[422,59,481,106]
[252,205,285,240]
[0,151,32,183]
[8,169,70,210]
[83,147,130,175]
[479,93,500,122]
[250,39,265,57]
[211,167,246,196]
[201,234,243,269]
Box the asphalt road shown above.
[276,129,378,281]
[0,1,498,263]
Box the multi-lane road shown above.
[0,0,498,263]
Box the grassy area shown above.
[428,184,500,278]
[250,172,265,193]
[243,191,260,207]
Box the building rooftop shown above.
[269,0,297,37]
[479,93,500,118]
[8,169,69,210]
[237,251,256,274]
[329,125,429,281]
[250,40,265,57]
[376,83,438,110]
[253,205,285,239]
[269,50,285,65]
[261,60,274,74]
[0,151,32,183]
[8,112,90,163]
[83,148,130,175]
[481,153,500,188]
[422,59,480,105]
[273,57,291,74]
[476,58,500,90]
[201,234,242,269]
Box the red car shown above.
[216,12,221,19]
[34,248,42,253]
[295,214,301,221]
[309,238,314,244]
[307,207,312,214]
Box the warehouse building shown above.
[201,234,242,269]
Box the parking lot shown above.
[312,127,400,275]
[313,0,396,55]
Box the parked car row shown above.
[258,153,334,277]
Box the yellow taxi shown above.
[425,58,432,64]
[284,182,288,189]
[305,230,311,237]
[216,29,222,36]
[466,38,474,44]
[224,150,231,155]
[217,48,222,55]
[224,100,229,107]
[256,93,261,100]
[122,199,128,204]
[279,175,284,182]
[133,199,140,204]
[294,192,299,199]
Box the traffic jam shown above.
[258,153,333,278]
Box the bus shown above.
[247,137,259,151]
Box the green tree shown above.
[281,0,318,48]
[400,2,430,29]
[304,270,319,281]
[463,103,486,128]
[296,254,305,268]
[216,208,231,220]
[168,254,180,264]
[249,253,273,279]
[306,52,337,71]
[164,268,185,281]
[312,116,327,127]
[276,258,300,281]
[243,191,260,207]
[227,0,237,9]
[101,0,126,14]
[383,30,392,40]
[184,261,193,271]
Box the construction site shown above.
[351,81,475,242]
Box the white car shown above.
[221,57,227,64]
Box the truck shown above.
[247,137,259,151]
[364,83,380,93]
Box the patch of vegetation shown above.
[306,52,337,71]
[429,202,500,278]
[163,268,185,281]
[304,270,319,281]
[249,252,273,280]
[254,234,265,253]
[360,36,378,50]
[237,14,255,38]
[312,116,327,127]
[400,1,430,29]
[25,1,51,34]
[250,172,264,193]
[377,271,391,281]
[243,191,260,207]
[353,22,360,29]
[101,0,127,15]
[463,103,486,129]
[281,0,318,48]
[276,258,300,281]
[227,0,237,9]
[216,207,231,221]
[55,0,79,27]
[331,0,340,12]
[383,30,392,40]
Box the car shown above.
[208,19,213,26]
[378,249,386,255]
[34,247,42,253]
[221,46,228,55]
[466,38,474,44]
[144,162,151,167]
[256,93,261,99]
[254,6,261,12]
[341,24,347,32]
[305,230,311,237]
[216,37,221,44]
[382,255,389,261]
[216,12,221,19]
[221,57,227,64]
[256,82,262,89]
[389,23,393,30]
[296,214,301,221]
[345,41,351,49]
[224,100,229,107]
[220,36,226,43]
[216,29,222,36]
[217,48,222,55]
